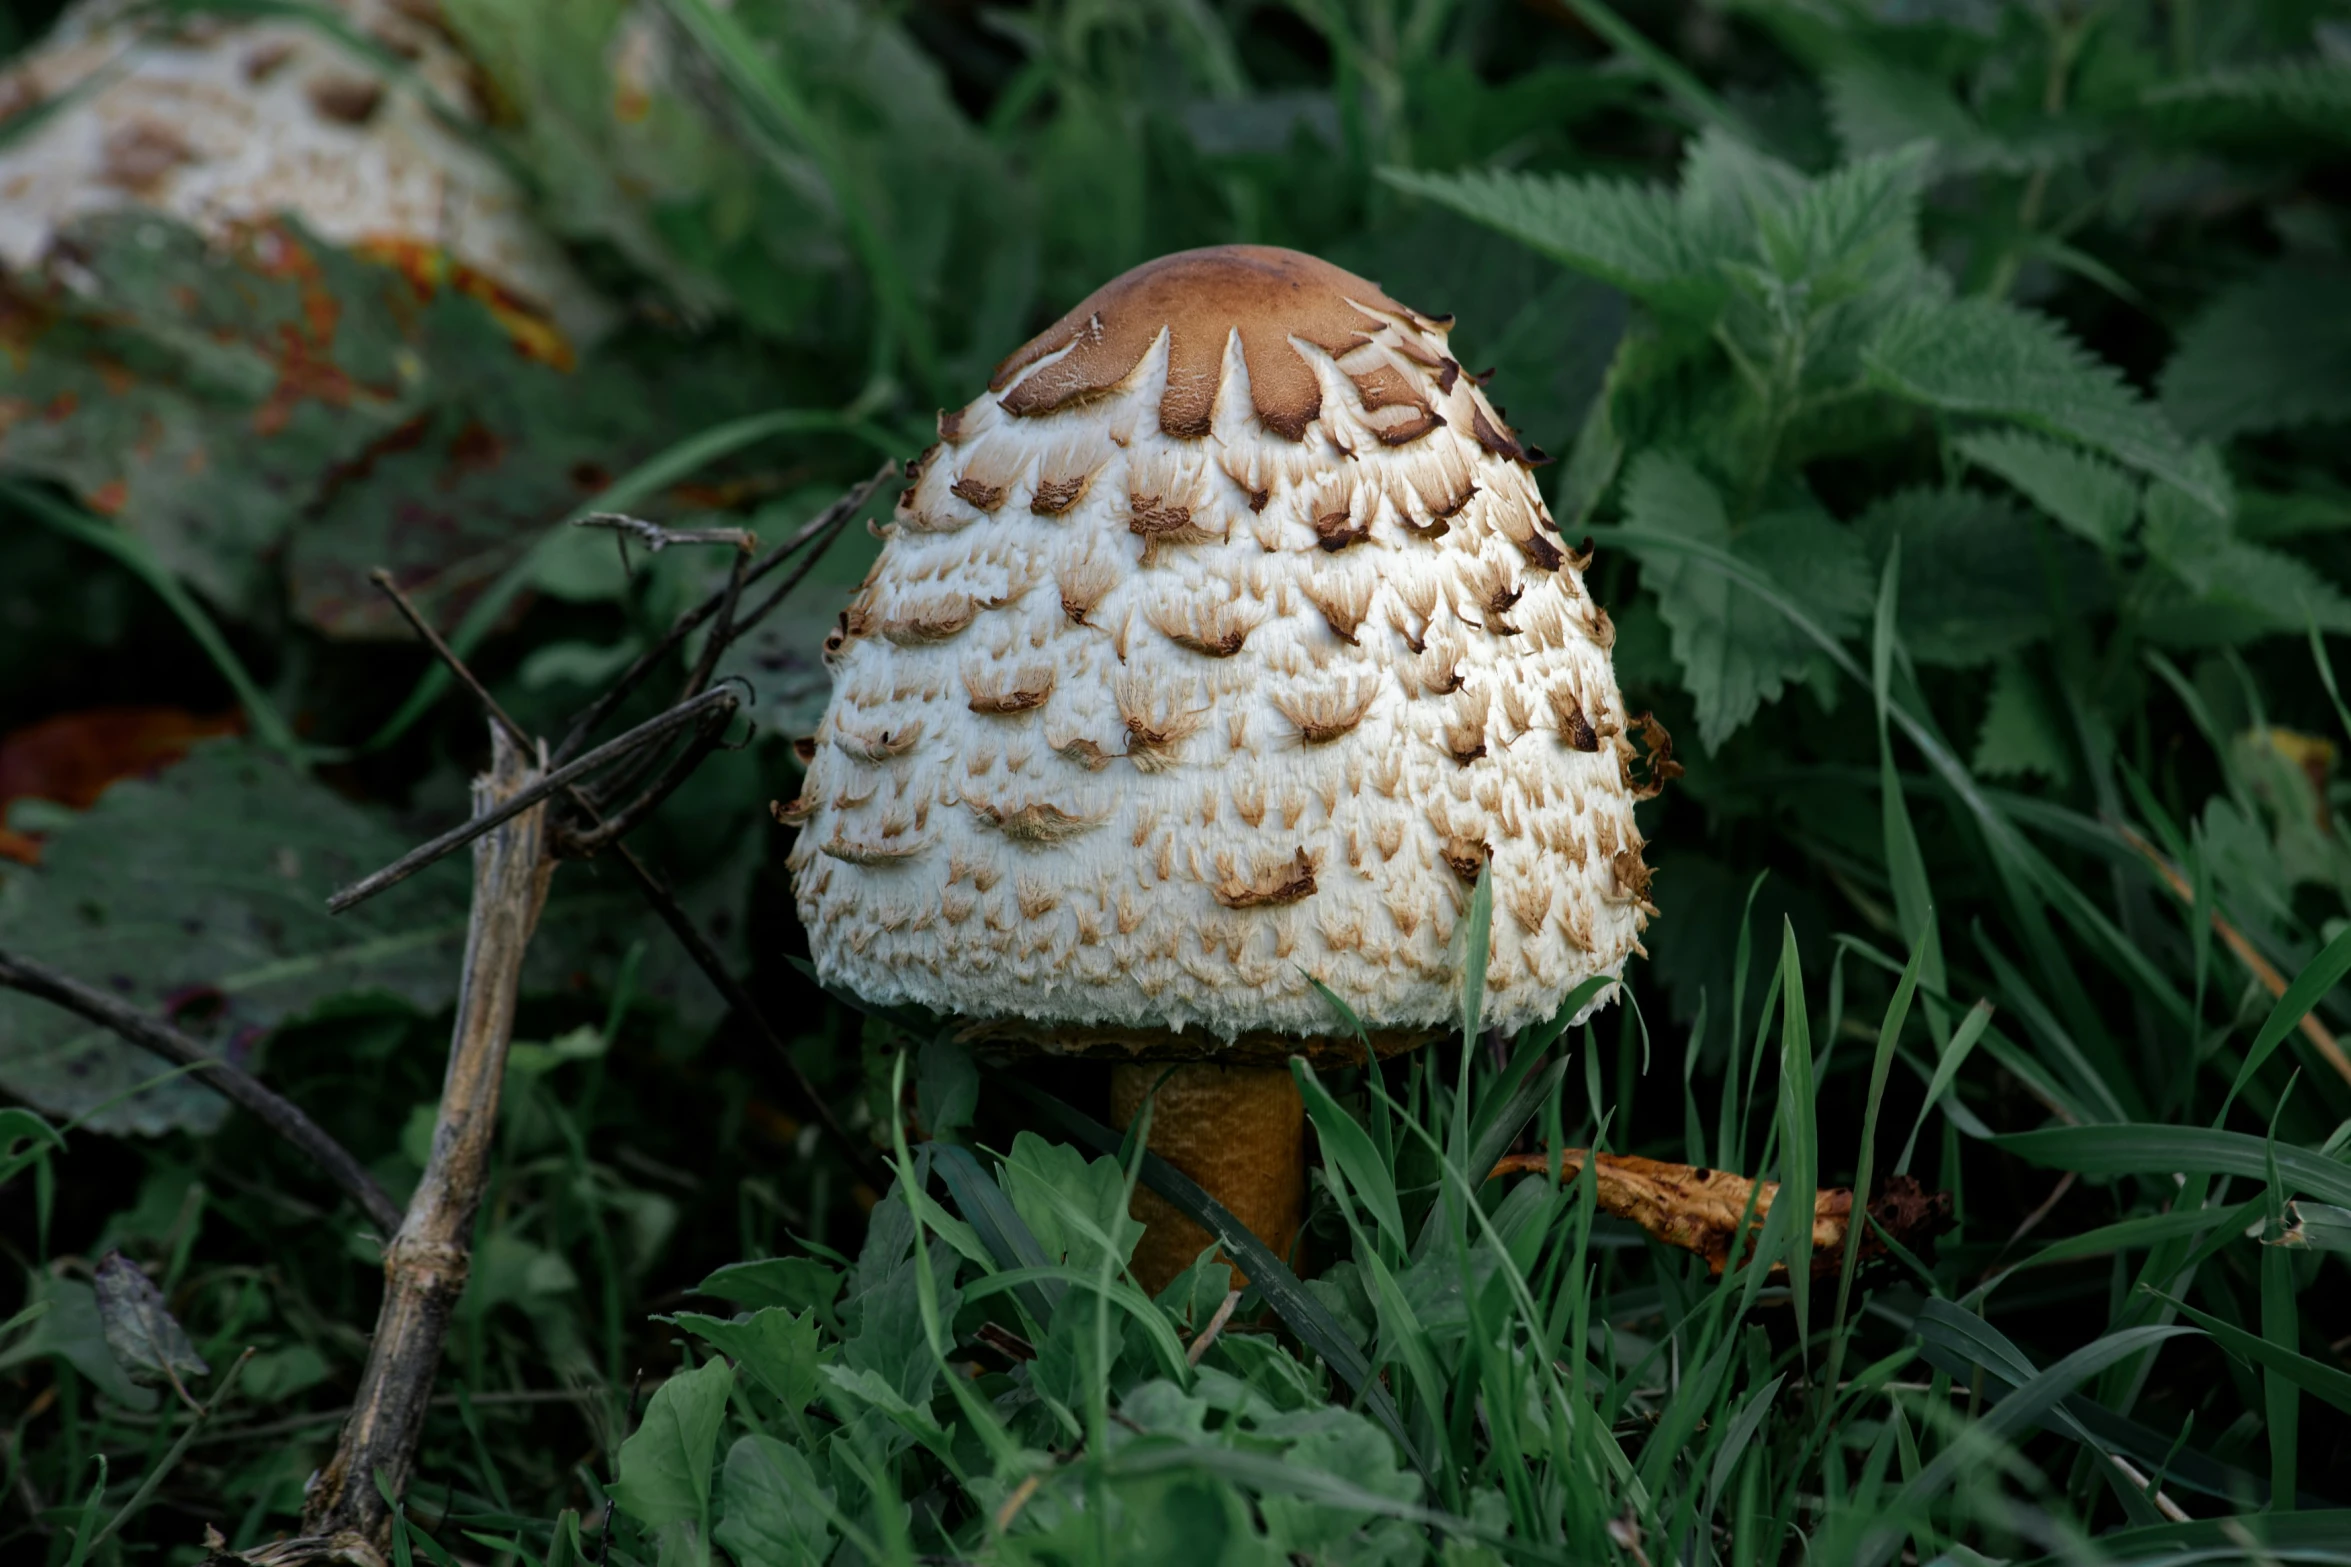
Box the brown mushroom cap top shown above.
[989,245,1448,443]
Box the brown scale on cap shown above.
[989,245,1445,442]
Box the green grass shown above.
[4,0,2351,1561]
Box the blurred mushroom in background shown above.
[0,0,609,358]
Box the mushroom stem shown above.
[1110,1061,1304,1295]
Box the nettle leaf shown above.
[1823,55,2094,176]
[1677,128,1811,252]
[713,1435,835,1567]
[2138,59,2351,149]
[1378,165,1727,317]
[93,1251,207,1389]
[2138,484,2351,646]
[610,1356,735,1534]
[0,739,471,1134]
[1751,144,1932,301]
[1865,296,2223,511]
[1973,658,2074,785]
[1622,452,1871,750]
[1856,487,2107,666]
[2161,259,2351,444]
[1956,430,2138,553]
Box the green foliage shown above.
[8,0,2351,1561]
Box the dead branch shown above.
[325,685,740,914]
[366,572,885,1191]
[1490,1149,1951,1281]
[2114,822,2351,1089]
[0,947,400,1232]
[296,724,553,1559]
[552,459,894,767]
[573,513,758,555]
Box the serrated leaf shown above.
[2161,259,2351,443]
[93,1251,208,1390]
[2140,483,2351,645]
[1378,165,1727,317]
[1624,452,1870,749]
[1972,657,2073,784]
[1866,295,2219,510]
[1752,144,1932,299]
[1956,430,2138,552]
[610,1357,734,1534]
[1854,487,2102,666]
[1823,55,2091,175]
[2139,58,2351,147]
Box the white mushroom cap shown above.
[786,246,1659,1050]
[0,0,610,355]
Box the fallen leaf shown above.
[1491,1148,1952,1281]
[94,1250,208,1393]
[0,706,241,864]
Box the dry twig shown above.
[325,685,740,913]
[0,948,400,1232]
[298,725,553,1555]
[2114,822,2351,1088]
[553,458,894,767]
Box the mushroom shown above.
[787,245,1655,1292]
[0,0,610,360]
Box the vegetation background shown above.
[2,0,2350,1562]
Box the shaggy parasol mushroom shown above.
[0,0,608,362]
[786,245,1665,1292]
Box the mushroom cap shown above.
[0,0,610,355]
[787,244,1654,1046]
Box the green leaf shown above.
[0,1271,158,1411]
[0,739,472,1134]
[1866,296,2221,511]
[1295,1061,1406,1250]
[2140,482,2351,644]
[1622,451,1871,748]
[693,1258,842,1317]
[1973,657,2074,784]
[2006,1512,2351,1567]
[712,1436,835,1567]
[2161,259,2351,443]
[2139,59,2351,148]
[1377,165,1726,317]
[1996,1124,2351,1209]
[1857,1325,2198,1567]
[2228,919,2351,1110]
[1854,487,2099,666]
[999,1131,1144,1278]
[1751,144,1933,301]
[92,1251,207,1390]
[670,1309,819,1412]
[1822,57,2059,175]
[1955,430,2139,553]
[610,1357,734,1534]
[2146,1289,2351,1418]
